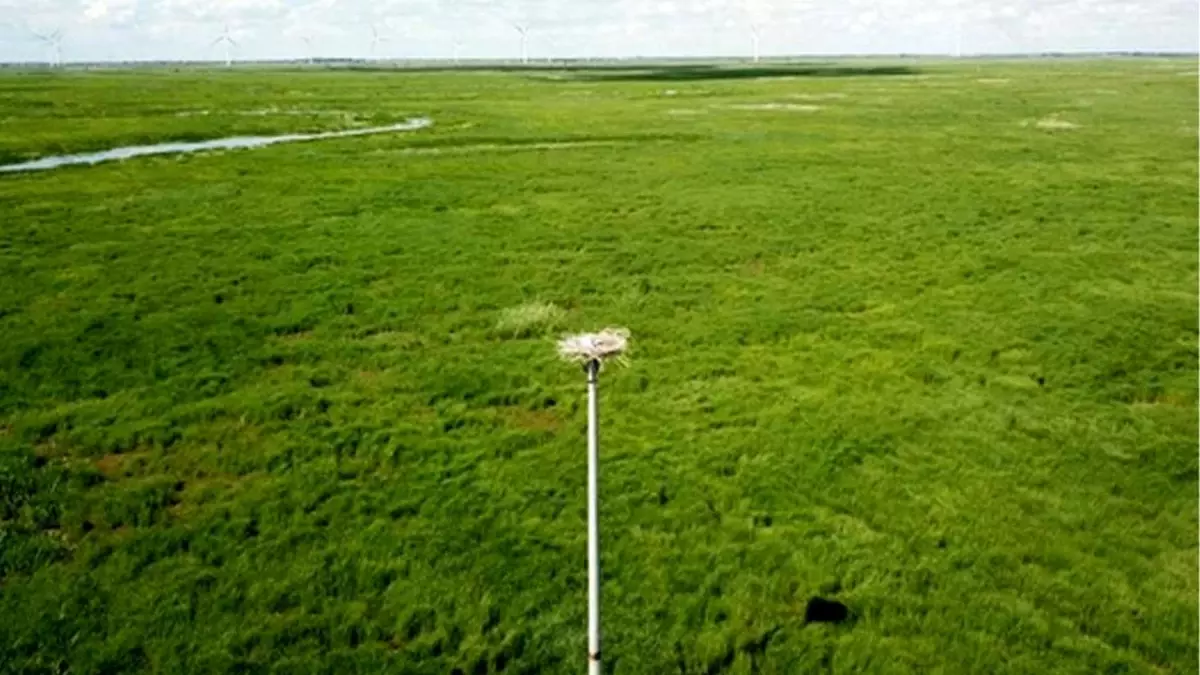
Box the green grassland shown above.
[0,59,1196,673]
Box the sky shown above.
[1,0,1196,63]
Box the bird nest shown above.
[557,328,630,367]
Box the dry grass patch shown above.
[723,103,822,112]
[495,301,566,338]
[1025,114,1080,131]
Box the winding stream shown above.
[0,117,432,174]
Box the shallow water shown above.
[0,117,432,174]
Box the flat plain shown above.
[0,59,1196,674]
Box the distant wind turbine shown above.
[370,24,389,60]
[512,22,529,64]
[211,24,236,67]
[949,1,969,58]
[438,0,465,64]
[741,0,763,62]
[32,29,63,67]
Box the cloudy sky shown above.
[1,0,1196,63]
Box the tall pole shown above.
[586,358,601,675]
[558,329,627,674]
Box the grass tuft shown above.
[494,302,567,338]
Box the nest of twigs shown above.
[557,328,630,368]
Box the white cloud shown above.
[1,0,1195,62]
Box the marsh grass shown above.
[0,58,1195,674]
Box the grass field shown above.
[0,59,1196,674]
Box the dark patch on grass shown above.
[561,63,918,82]
[805,597,850,624]
[340,62,918,82]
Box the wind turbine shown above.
[478,0,530,64]
[32,29,63,67]
[438,0,465,65]
[301,36,315,64]
[369,24,389,60]
[512,22,529,64]
[953,12,963,57]
[742,0,765,63]
[211,24,236,67]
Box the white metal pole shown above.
[558,329,626,674]
[586,358,602,675]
